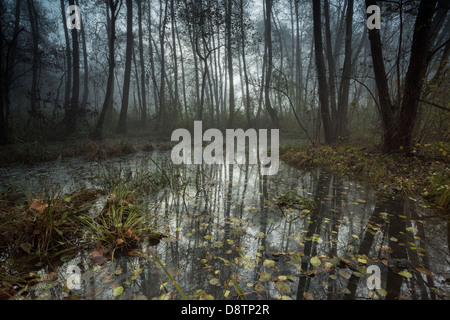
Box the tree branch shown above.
[419,99,450,112]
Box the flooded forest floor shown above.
[0,137,449,300]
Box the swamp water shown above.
[1,150,449,300]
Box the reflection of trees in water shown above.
[87,159,448,300]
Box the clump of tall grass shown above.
[79,182,167,260]
[98,157,184,197]
[0,186,101,264]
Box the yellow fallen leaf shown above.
[398,270,413,278]
[303,292,314,300]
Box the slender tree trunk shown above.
[117,0,133,134]
[312,0,333,143]
[148,2,159,118]
[0,0,21,144]
[294,0,303,116]
[264,0,279,128]
[60,0,72,128]
[137,0,147,125]
[324,0,337,136]
[26,0,39,129]
[337,0,353,138]
[176,15,188,116]
[226,0,235,126]
[171,0,180,117]
[92,0,121,140]
[67,0,80,135]
[77,0,89,116]
[158,0,168,122]
[240,0,252,128]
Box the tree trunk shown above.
[117,0,133,134]
[60,0,72,129]
[171,0,180,117]
[67,0,80,135]
[312,0,333,143]
[0,0,21,144]
[92,0,121,140]
[158,0,168,123]
[396,0,439,152]
[240,0,252,128]
[365,0,439,153]
[77,0,89,116]
[323,0,338,136]
[226,0,236,126]
[137,0,147,125]
[264,0,279,128]
[26,0,39,129]
[294,0,303,116]
[148,2,159,119]
[337,0,353,138]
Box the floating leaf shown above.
[114,265,123,275]
[341,288,351,294]
[377,288,388,297]
[263,259,276,267]
[275,281,291,294]
[352,234,359,239]
[113,286,124,297]
[310,256,321,267]
[338,270,351,279]
[357,258,367,264]
[213,241,223,248]
[254,283,265,292]
[260,271,272,282]
[367,290,379,300]
[303,292,314,300]
[406,227,418,233]
[209,278,221,286]
[398,270,413,278]
[256,232,265,238]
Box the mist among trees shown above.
[0,0,449,302]
[0,0,449,150]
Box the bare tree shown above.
[264,0,279,128]
[117,0,133,134]
[312,0,333,143]
[92,0,122,140]
[66,0,80,135]
[365,0,446,153]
